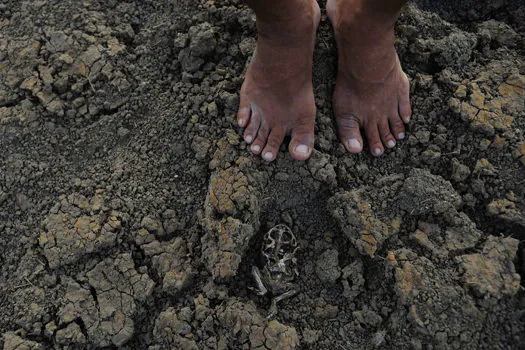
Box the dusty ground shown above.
[1,0,525,349]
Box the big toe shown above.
[289,123,314,160]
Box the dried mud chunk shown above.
[142,237,193,294]
[341,260,365,300]
[328,189,398,257]
[188,22,217,57]
[450,68,523,134]
[202,217,255,281]
[218,299,299,349]
[477,20,519,48]
[178,22,216,73]
[473,158,497,176]
[390,249,484,339]
[456,236,520,299]
[451,158,471,182]
[443,212,482,251]
[55,323,86,346]
[413,32,476,70]
[153,307,198,349]
[315,248,341,283]
[307,151,337,186]
[2,332,43,350]
[203,135,263,280]
[58,253,154,347]
[191,135,211,161]
[207,167,252,216]
[39,209,123,268]
[487,198,525,228]
[396,168,462,216]
[46,31,74,53]
[141,215,164,237]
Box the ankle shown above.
[330,0,398,40]
[256,0,318,45]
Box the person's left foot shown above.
[327,0,412,157]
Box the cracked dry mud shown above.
[1,0,524,349]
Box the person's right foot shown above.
[327,0,412,157]
[238,0,320,162]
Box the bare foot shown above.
[237,0,321,162]
[327,0,412,157]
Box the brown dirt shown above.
[1,0,524,349]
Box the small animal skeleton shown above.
[251,224,299,319]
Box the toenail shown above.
[295,144,309,155]
[387,140,396,148]
[405,116,411,122]
[398,132,405,140]
[263,152,274,161]
[374,148,382,156]
[245,135,253,143]
[251,144,261,153]
[238,118,244,126]
[347,139,361,150]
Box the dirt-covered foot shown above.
[327,0,412,156]
[237,0,321,162]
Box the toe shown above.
[365,122,384,157]
[379,119,396,149]
[262,127,286,162]
[237,97,251,128]
[243,110,261,144]
[389,113,406,140]
[337,113,363,154]
[398,72,412,123]
[251,121,270,155]
[289,120,315,161]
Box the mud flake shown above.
[55,323,86,346]
[106,37,126,56]
[487,198,525,227]
[443,213,482,251]
[473,158,497,176]
[451,68,522,134]
[19,74,41,94]
[202,217,255,280]
[396,168,462,216]
[498,82,524,100]
[477,20,519,48]
[394,257,423,306]
[46,31,74,53]
[39,201,123,268]
[469,84,485,109]
[329,189,395,257]
[2,332,43,350]
[451,158,471,182]
[217,299,299,349]
[391,249,485,340]
[141,215,164,237]
[341,260,365,300]
[456,236,520,299]
[315,248,341,284]
[307,151,337,186]
[474,110,512,132]
[153,307,197,348]
[206,148,261,220]
[58,253,154,347]
[142,237,193,294]
[191,135,211,161]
